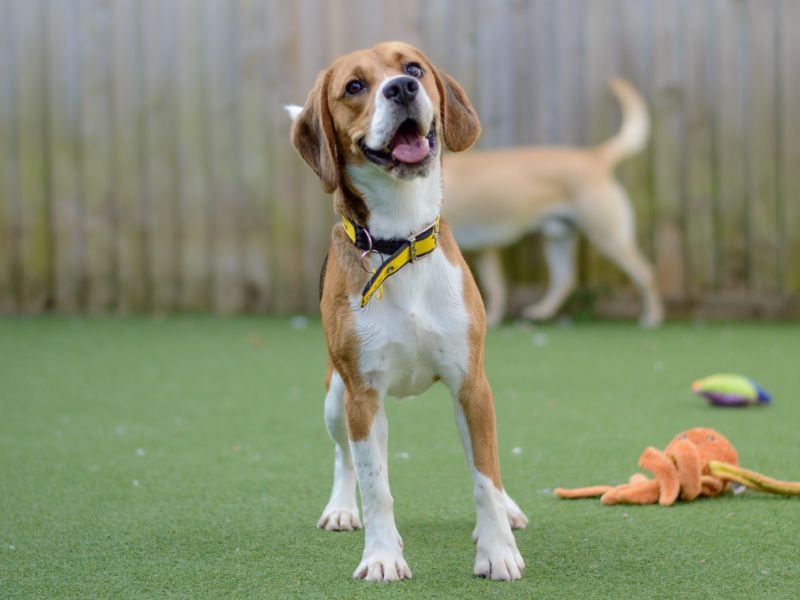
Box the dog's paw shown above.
[521,302,555,322]
[316,507,362,531]
[353,551,412,582]
[503,493,528,530]
[473,535,525,581]
[638,310,664,329]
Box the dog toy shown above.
[555,428,800,505]
[691,373,771,407]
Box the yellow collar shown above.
[341,215,441,307]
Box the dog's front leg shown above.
[451,372,526,580]
[345,387,411,582]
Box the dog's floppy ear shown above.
[433,69,481,152]
[290,69,339,193]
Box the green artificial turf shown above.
[1,316,799,598]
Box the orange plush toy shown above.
[555,428,800,506]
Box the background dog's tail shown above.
[596,77,650,168]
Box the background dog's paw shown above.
[474,538,525,581]
[353,553,412,582]
[521,303,555,322]
[316,508,362,531]
[638,311,664,329]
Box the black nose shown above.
[382,76,419,105]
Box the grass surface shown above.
[1,316,799,598]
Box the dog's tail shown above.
[596,77,650,168]
[285,104,303,121]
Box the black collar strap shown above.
[341,215,441,307]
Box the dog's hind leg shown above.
[317,370,362,531]
[474,248,507,326]
[522,219,577,322]
[578,182,664,328]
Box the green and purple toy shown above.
[691,374,771,407]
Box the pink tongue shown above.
[390,130,430,164]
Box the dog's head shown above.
[290,41,480,192]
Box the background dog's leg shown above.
[347,391,411,582]
[474,249,507,326]
[317,371,362,531]
[450,373,526,580]
[522,219,577,322]
[579,183,664,328]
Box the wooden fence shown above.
[1,0,798,317]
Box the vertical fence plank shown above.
[510,0,538,146]
[555,0,585,147]
[0,0,19,311]
[745,1,780,300]
[140,0,180,312]
[48,0,84,312]
[111,0,149,311]
[714,0,748,293]
[445,0,477,109]
[236,0,270,312]
[81,0,116,311]
[475,0,514,149]
[204,0,244,313]
[651,0,685,300]
[778,0,800,295]
[418,0,449,68]
[682,0,716,298]
[383,0,421,47]
[175,0,211,311]
[265,0,302,313]
[15,0,52,310]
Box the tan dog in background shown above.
[288,42,527,582]
[442,78,664,327]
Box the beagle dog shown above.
[443,78,664,328]
[288,42,527,582]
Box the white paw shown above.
[639,310,664,329]
[473,535,525,581]
[522,302,556,322]
[316,507,362,531]
[503,493,529,530]
[353,551,412,582]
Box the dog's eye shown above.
[405,63,423,78]
[345,80,366,96]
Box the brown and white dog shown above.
[288,42,527,582]
[442,78,664,327]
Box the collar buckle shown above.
[408,236,418,263]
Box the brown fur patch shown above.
[319,226,382,441]
[344,387,380,441]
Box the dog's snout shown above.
[383,76,419,105]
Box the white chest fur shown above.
[352,247,471,398]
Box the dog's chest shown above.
[353,249,471,397]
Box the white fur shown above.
[317,371,361,531]
[284,104,303,121]
[366,76,434,151]
[352,242,471,399]
[350,404,412,581]
[346,159,442,240]
[453,402,527,580]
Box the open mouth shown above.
[359,119,436,168]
